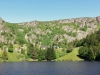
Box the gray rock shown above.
[96,16,100,23]
[0,17,3,23]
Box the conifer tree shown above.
[45,45,56,61]
[2,49,8,61]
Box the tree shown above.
[8,44,13,53]
[2,50,8,61]
[96,50,100,61]
[95,44,100,61]
[27,43,34,58]
[45,46,56,61]
[21,49,25,54]
[51,46,56,59]
[78,29,100,61]
[38,49,46,61]
[79,47,89,59]
[32,43,38,59]
[8,48,13,53]
[27,43,37,59]
[88,47,95,61]
[66,42,73,53]
[32,47,37,59]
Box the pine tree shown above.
[27,43,34,58]
[2,49,8,61]
[32,43,37,59]
[45,47,52,61]
[88,47,95,61]
[45,46,56,61]
[51,46,56,59]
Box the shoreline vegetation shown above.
[0,47,84,62]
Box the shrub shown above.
[66,49,72,53]
[21,49,25,54]
[2,50,8,60]
[8,47,13,53]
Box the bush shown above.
[21,49,25,54]
[25,54,29,59]
[66,49,72,53]
[38,57,42,61]
[2,50,8,60]
[8,47,13,53]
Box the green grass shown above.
[7,52,20,62]
[0,50,24,62]
[56,47,84,61]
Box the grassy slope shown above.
[56,47,84,61]
[0,50,21,62]
[7,52,19,62]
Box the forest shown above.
[77,29,100,61]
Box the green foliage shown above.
[79,47,89,58]
[6,22,27,45]
[78,29,100,61]
[38,49,46,61]
[21,49,25,54]
[56,48,81,61]
[27,43,34,58]
[25,54,29,59]
[32,47,37,59]
[66,32,77,37]
[2,50,8,61]
[98,23,100,29]
[96,50,100,60]
[80,25,88,31]
[88,48,95,61]
[27,43,37,59]
[8,44,13,53]
[8,48,13,53]
[0,42,4,48]
[66,40,78,53]
[66,44,73,53]
[79,47,95,61]
[45,46,56,61]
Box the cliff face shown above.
[18,16,100,27]
[59,16,100,27]
[56,16,100,41]
[0,16,100,45]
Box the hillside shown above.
[1,16,100,44]
[0,16,100,61]
[56,47,83,61]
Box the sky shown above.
[0,0,100,23]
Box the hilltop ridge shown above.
[0,16,100,44]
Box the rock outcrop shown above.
[0,16,100,44]
[0,17,4,23]
[96,16,100,23]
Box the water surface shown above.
[0,61,100,75]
